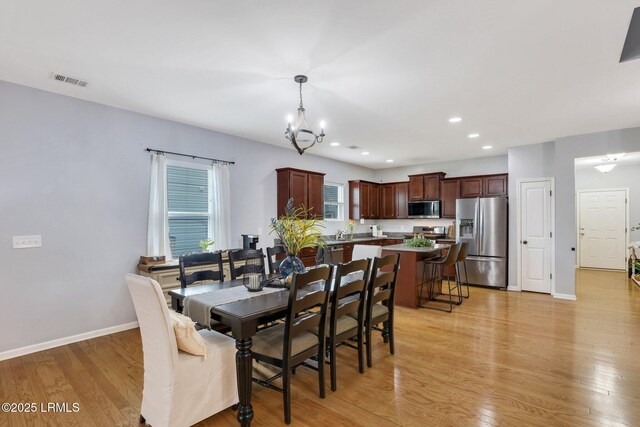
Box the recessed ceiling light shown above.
[448,117,462,123]
[595,164,616,173]
[361,152,370,155]
[330,142,340,147]
[386,159,394,163]
[482,145,493,150]
[468,133,480,138]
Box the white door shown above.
[519,180,552,293]
[578,190,627,270]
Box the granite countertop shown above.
[381,243,450,253]
[323,235,403,245]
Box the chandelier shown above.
[285,75,325,155]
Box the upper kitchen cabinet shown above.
[408,172,446,200]
[276,167,325,218]
[349,180,380,219]
[440,179,460,218]
[380,182,408,219]
[483,174,508,196]
[460,174,508,198]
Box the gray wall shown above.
[507,130,640,296]
[575,163,640,243]
[0,81,374,353]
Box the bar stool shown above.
[419,244,461,312]
[455,242,470,299]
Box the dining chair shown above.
[126,274,238,427]
[319,258,370,391]
[420,243,462,313]
[251,266,332,424]
[350,253,400,368]
[266,245,286,274]
[455,242,470,299]
[178,251,224,289]
[228,248,266,280]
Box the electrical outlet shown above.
[13,235,42,249]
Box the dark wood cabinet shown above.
[349,180,380,220]
[460,174,508,198]
[395,182,408,219]
[460,177,483,198]
[408,172,446,201]
[440,179,460,218]
[408,176,424,200]
[381,184,396,219]
[483,174,508,197]
[276,168,325,218]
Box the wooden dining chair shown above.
[251,266,332,424]
[228,248,266,280]
[178,251,224,289]
[266,245,286,274]
[350,253,400,368]
[320,258,370,391]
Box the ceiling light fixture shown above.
[362,152,370,156]
[285,75,325,155]
[595,164,616,173]
[482,145,493,150]
[330,142,340,147]
[468,133,480,138]
[386,159,394,163]
[449,117,462,123]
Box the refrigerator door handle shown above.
[478,198,483,253]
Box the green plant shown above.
[199,239,215,252]
[270,199,325,256]
[405,237,434,248]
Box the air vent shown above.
[50,73,88,88]
[347,145,361,150]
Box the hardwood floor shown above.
[1,269,639,426]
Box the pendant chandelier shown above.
[285,75,325,155]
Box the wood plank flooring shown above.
[1,269,638,426]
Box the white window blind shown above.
[323,183,344,220]
[167,163,212,257]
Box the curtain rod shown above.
[145,148,235,165]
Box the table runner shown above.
[183,286,283,329]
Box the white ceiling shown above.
[1,0,640,168]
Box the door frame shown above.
[515,178,556,295]
[576,188,629,270]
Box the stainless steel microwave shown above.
[408,200,441,218]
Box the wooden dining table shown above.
[169,275,324,427]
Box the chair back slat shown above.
[330,259,370,324]
[229,248,266,279]
[266,245,286,274]
[283,267,331,358]
[179,251,224,288]
[365,253,400,321]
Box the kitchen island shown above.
[382,243,450,308]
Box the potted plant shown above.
[199,239,215,252]
[270,199,325,277]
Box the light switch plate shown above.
[13,235,42,249]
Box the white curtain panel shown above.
[147,153,172,258]
[211,163,231,251]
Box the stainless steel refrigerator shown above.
[456,197,507,289]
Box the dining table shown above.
[169,274,325,427]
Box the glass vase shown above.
[279,254,305,278]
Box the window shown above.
[323,182,344,221]
[167,162,212,257]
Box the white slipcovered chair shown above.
[351,244,382,261]
[126,274,238,427]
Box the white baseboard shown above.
[553,293,577,301]
[507,285,520,292]
[0,321,139,362]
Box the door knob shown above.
[522,240,528,245]
[580,233,584,236]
